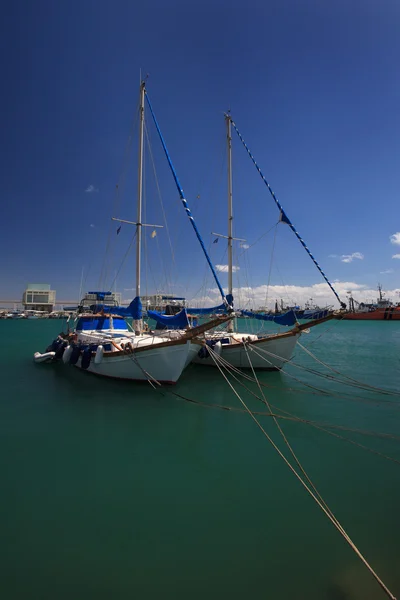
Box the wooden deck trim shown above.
[101,315,233,357]
[215,313,335,351]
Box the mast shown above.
[226,114,234,331]
[145,92,232,307]
[378,283,383,303]
[135,80,145,335]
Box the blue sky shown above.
[1,0,400,308]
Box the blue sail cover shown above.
[100,297,142,319]
[186,303,226,315]
[130,297,142,320]
[76,316,128,331]
[187,294,233,315]
[147,308,189,329]
[240,309,297,327]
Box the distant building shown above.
[22,283,56,313]
[141,293,186,313]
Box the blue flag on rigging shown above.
[213,238,218,244]
[117,225,121,235]
[279,211,291,225]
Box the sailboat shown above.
[33,81,231,383]
[189,113,341,369]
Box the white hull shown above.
[75,339,198,383]
[193,332,300,369]
[34,314,234,384]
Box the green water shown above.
[1,319,400,599]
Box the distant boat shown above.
[302,299,332,320]
[339,285,400,320]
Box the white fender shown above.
[214,341,222,356]
[94,345,104,364]
[34,351,56,363]
[62,345,73,364]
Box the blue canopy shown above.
[76,316,128,332]
[187,294,233,315]
[240,309,297,327]
[101,297,142,319]
[186,303,226,315]
[147,308,189,330]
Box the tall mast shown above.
[135,80,145,334]
[226,114,233,300]
[226,114,234,331]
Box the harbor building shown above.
[22,283,56,313]
[141,293,186,313]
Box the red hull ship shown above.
[341,285,400,320]
[343,307,400,320]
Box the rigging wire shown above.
[231,119,346,308]
[108,231,137,293]
[194,148,228,309]
[98,105,140,291]
[236,222,278,258]
[264,222,278,311]
[144,120,177,290]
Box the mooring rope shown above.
[207,347,397,599]
[166,383,400,446]
[246,341,400,401]
[120,344,161,389]
[202,337,394,409]
[191,346,400,454]
[297,340,400,396]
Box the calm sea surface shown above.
[1,318,400,599]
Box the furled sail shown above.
[100,297,142,318]
[147,308,190,330]
[240,309,297,327]
[187,294,234,315]
[186,303,226,315]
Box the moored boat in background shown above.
[339,285,400,320]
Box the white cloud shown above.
[393,254,400,259]
[240,243,250,250]
[390,232,400,245]
[90,223,95,228]
[340,252,364,263]
[216,264,240,273]
[189,280,399,310]
[85,184,98,193]
[380,269,394,274]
